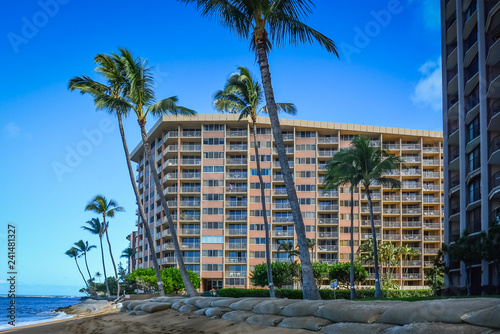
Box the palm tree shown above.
[121,247,136,273]
[398,244,420,289]
[85,195,124,298]
[74,240,97,295]
[116,48,198,297]
[65,247,89,290]
[82,217,110,297]
[277,241,298,262]
[180,0,338,301]
[480,218,500,291]
[346,135,401,298]
[69,53,165,297]
[214,66,297,298]
[324,149,362,300]
[95,271,102,283]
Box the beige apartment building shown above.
[128,114,444,291]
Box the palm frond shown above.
[147,97,196,117]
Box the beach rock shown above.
[171,302,185,310]
[204,307,232,317]
[381,322,490,334]
[127,301,145,311]
[246,314,284,327]
[462,304,500,329]
[320,323,395,334]
[194,307,209,316]
[252,299,299,315]
[211,298,241,307]
[141,302,172,313]
[280,300,328,317]
[229,298,269,311]
[179,304,199,313]
[315,301,393,324]
[278,316,332,331]
[221,311,255,323]
[377,299,500,325]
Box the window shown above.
[298,198,316,205]
[251,169,271,176]
[340,200,359,207]
[340,240,360,246]
[341,227,359,233]
[250,210,271,217]
[202,236,224,243]
[296,158,316,164]
[203,138,224,145]
[202,249,223,257]
[250,196,271,203]
[305,225,316,232]
[302,212,316,219]
[256,128,271,134]
[340,187,359,193]
[250,237,266,244]
[296,131,316,138]
[296,144,316,151]
[204,152,224,159]
[250,155,271,162]
[340,213,359,220]
[203,180,224,187]
[250,224,269,230]
[202,222,224,229]
[225,278,245,286]
[204,124,225,131]
[296,171,316,178]
[202,264,223,271]
[186,265,200,274]
[250,141,272,148]
[250,251,266,258]
[250,182,271,189]
[297,184,316,192]
[203,208,224,215]
[203,166,224,173]
[203,194,224,201]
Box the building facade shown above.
[128,114,444,291]
[441,0,500,291]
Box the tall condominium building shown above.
[441,0,500,291]
[128,114,443,291]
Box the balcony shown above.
[402,234,422,241]
[225,257,247,263]
[318,204,339,211]
[179,214,200,221]
[383,208,400,215]
[226,158,247,165]
[402,221,422,227]
[423,172,440,178]
[282,133,294,141]
[164,144,178,154]
[423,159,440,166]
[401,144,421,150]
[227,243,247,250]
[490,172,500,199]
[274,189,288,196]
[423,147,440,153]
[317,218,339,225]
[383,221,401,228]
[402,273,422,280]
[184,257,200,263]
[181,130,201,138]
[401,169,420,176]
[226,272,246,278]
[180,158,201,165]
[317,245,338,252]
[181,144,202,151]
[163,173,178,182]
[272,230,294,237]
[423,210,441,217]
[424,235,441,241]
[273,174,284,182]
[273,161,294,168]
[401,156,421,163]
[181,243,200,249]
[165,159,178,167]
[179,200,201,207]
[362,233,382,240]
[226,130,248,137]
[318,137,339,144]
[162,257,176,264]
[273,202,291,210]
[226,186,247,193]
[423,248,440,254]
[489,104,500,130]
[402,208,422,215]
[318,150,337,157]
[382,195,400,201]
[318,259,338,265]
[318,232,338,238]
[227,144,248,151]
[489,136,500,164]
[181,172,201,179]
[383,144,400,150]
[226,172,247,179]
[384,234,401,241]
[423,184,441,191]
[361,220,381,226]
[164,131,178,141]
[180,229,200,235]
[273,147,294,154]
[402,195,421,202]
[318,190,338,197]
[181,187,201,193]
[227,229,248,236]
[273,216,294,223]
[226,201,247,208]
[226,215,248,222]
[163,243,174,250]
[360,206,381,213]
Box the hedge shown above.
[217,288,433,300]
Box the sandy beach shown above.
[1,308,308,334]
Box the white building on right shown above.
[441,0,500,292]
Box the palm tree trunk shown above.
[83,251,95,296]
[466,266,471,296]
[350,186,355,300]
[256,36,320,301]
[100,236,110,297]
[252,119,275,298]
[75,258,89,290]
[367,188,382,298]
[103,216,120,298]
[116,112,165,296]
[139,121,197,297]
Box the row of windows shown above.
[296,158,316,164]
[250,141,272,148]
[204,124,225,131]
[296,144,316,151]
[202,208,224,215]
[296,171,316,178]
[202,222,224,229]
[250,155,271,162]
[202,264,224,271]
[203,166,224,173]
[203,138,225,145]
[204,152,224,159]
[203,194,224,201]
[202,236,224,243]
[251,169,271,175]
[203,180,225,187]
[250,196,271,203]
[202,249,224,257]
[250,210,271,217]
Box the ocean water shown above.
[0,296,80,331]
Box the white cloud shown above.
[3,122,31,139]
[411,57,442,112]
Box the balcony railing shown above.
[181,172,201,179]
[424,235,440,241]
[180,229,200,235]
[181,187,201,193]
[383,208,400,214]
[273,203,291,209]
[424,223,442,229]
[384,234,401,240]
[181,130,201,137]
[179,200,200,207]
[225,257,247,263]
[274,189,288,195]
[282,133,294,141]
[318,218,339,225]
[181,243,200,249]
[401,156,421,163]
[226,172,247,179]
[489,136,500,158]
[318,204,339,211]
[226,186,248,193]
[181,145,202,151]
[383,144,400,150]
[227,144,248,151]
[401,144,421,150]
[383,221,401,228]
[272,230,294,237]
[318,137,339,144]
[226,201,247,207]
[402,208,422,214]
[226,272,246,277]
[318,190,338,197]
[273,161,294,168]
[318,150,337,157]
[362,233,382,239]
[273,216,294,223]
[317,245,339,251]
[361,220,381,226]
[423,210,441,216]
[227,243,247,250]
[227,215,248,222]
[423,159,441,166]
[318,232,338,238]
[226,158,247,165]
[402,234,422,240]
[180,159,202,165]
[402,221,422,227]
[227,229,248,236]
[226,130,248,137]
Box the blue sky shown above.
[0,0,441,296]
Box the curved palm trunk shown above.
[139,121,197,297]
[82,251,95,296]
[75,258,89,290]
[100,236,110,297]
[103,216,120,298]
[256,40,320,300]
[367,189,382,298]
[252,119,275,298]
[116,112,165,296]
[350,186,355,300]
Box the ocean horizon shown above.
[0,296,81,331]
